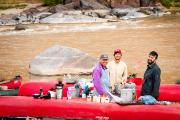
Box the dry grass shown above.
[0,3,27,10]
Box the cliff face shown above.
[0,0,156,8]
[92,0,155,8]
[111,0,140,7]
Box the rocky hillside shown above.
[0,0,157,7]
[0,0,176,26]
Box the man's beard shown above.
[147,59,155,65]
[115,58,120,61]
[115,56,121,61]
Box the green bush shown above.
[43,0,62,6]
[174,4,180,7]
[160,0,173,8]
[173,0,179,2]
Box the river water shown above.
[0,16,179,83]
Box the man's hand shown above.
[121,81,126,85]
[122,78,127,85]
[102,93,108,97]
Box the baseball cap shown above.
[114,48,122,55]
[100,54,109,60]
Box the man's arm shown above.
[106,62,110,76]
[122,64,128,83]
[152,68,161,98]
[92,68,105,95]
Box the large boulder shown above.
[140,0,150,7]
[0,14,17,25]
[29,45,98,75]
[64,0,81,9]
[40,12,107,23]
[49,0,80,13]
[49,4,68,13]
[112,8,147,19]
[34,12,52,20]
[98,0,140,8]
[111,8,129,17]
[80,0,108,10]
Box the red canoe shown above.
[18,79,180,102]
[0,78,180,119]
[0,75,22,89]
[0,96,180,120]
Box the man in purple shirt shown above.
[92,54,110,96]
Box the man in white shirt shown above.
[107,48,128,91]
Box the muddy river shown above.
[0,16,180,83]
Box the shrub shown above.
[43,0,62,6]
[160,0,173,8]
[174,4,180,8]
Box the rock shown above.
[49,4,69,13]
[0,19,16,25]
[101,0,140,8]
[176,12,180,16]
[49,1,80,13]
[64,0,80,9]
[64,0,73,4]
[19,8,40,23]
[19,13,28,23]
[164,11,171,15]
[29,45,97,75]
[138,7,154,15]
[82,11,99,17]
[96,0,111,7]
[0,19,2,25]
[112,8,147,19]
[82,10,111,18]
[105,15,117,19]
[23,8,40,15]
[140,0,151,7]
[0,14,17,25]
[63,10,82,15]
[95,9,111,18]
[111,8,129,17]
[40,12,107,23]
[34,12,52,20]
[128,0,140,7]
[15,24,28,30]
[80,0,108,10]
[121,11,147,20]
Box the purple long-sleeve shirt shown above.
[92,63,109,95]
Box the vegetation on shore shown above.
[0,0,179,10]
[43,0,62,6]
[160,0,180,8]
[0,4,27,10]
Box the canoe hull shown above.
[0,96,180,120]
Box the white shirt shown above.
[107,60,128,90]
